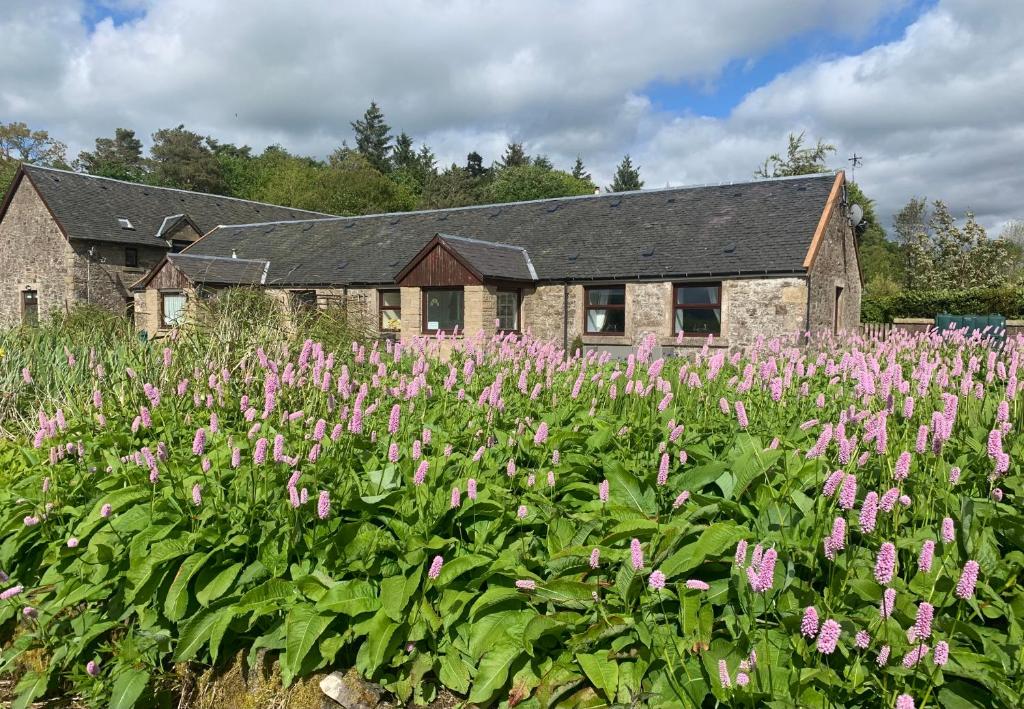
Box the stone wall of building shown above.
[721,277,808,346]
[808,199,862,335]
[69,240,164,318]
[0,179,76,326]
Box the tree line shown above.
[0,104,645,217]
[753,132,1024,298]
[4,113,1020,300]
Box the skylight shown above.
[118,218,134,230]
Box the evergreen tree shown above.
[498,142,529,169]
[416,145,437,176]
[571,155,591,182]
[76,128,146,182]
[148,124,225,193]
[609,154,643,192]
[531,154,553,170]
[465,151,487,178]
[392,132,416,171]
[350,101,392,173]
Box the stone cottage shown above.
[0,164,329,326]
[136,171,861,352]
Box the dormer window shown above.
[118,218,134,230]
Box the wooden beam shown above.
[802,171,845,270]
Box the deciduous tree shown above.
[76,128,146,182]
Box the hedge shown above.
[861,287,1024,323]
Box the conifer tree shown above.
[351,101,392,173]
[609,154,643,192]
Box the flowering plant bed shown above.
[0,325,1020,708]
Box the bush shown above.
[862,286,1024,322]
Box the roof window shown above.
[118,218,135,230]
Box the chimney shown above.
[231,249,237,259]
[594,188,601,195]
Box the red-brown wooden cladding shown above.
[397,243,482,287]
[150,260,192,290]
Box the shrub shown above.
[862,286,1024,322]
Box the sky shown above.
[3,0,1022,236]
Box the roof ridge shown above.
[22,164,336,217]
[204,170,842,232]
[438,233,528,252]
[170,252,268,265]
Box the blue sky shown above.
[4,0,1022,230]
[645,1,935,118]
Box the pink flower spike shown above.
[896,694,916,709]
[450,487,461,508]
[427,555,443,579]
[515,579,536,590]
[816,619,841,654]
[649,570,667,590]
[874,542,896,585]
[684,579,708,591]
[918,540,935,573]
[955,560,979,600]
[630,538,644,570]
[589,548,600,569]
[801,606,820,638]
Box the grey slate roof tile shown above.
[436,234,537,281]
[168,253,269,285]
[21,165,332,248]
[184,172,838,286]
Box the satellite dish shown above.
[849,203,864,227]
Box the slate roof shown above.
[16,165,332,248]
[184,172,840,286]
[168,253,269,286]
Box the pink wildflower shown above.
[589,548,600,569]
[534,422,549,445]
[838,474,857,510]
[191,484,202,506]
[880,588,896,618]
[877,645,891,666]
[657,453,669,486]
[801,606,819,638]
[467,478,477,500]
[816,619,840,654]
[317,491,330,519]
[413,461,428,486]
[718,660,731,688]
[450,487,461,508]
[896,694,916,709]
[875,542,896,584]
[630,538,644,570]
[734,539,748,567]
[517,504,528,519]
[933,640,949,666]
[894,451,911,480]
[649,570,667,590]
[914,601,934,639]
[684,579,709,591]
[598,479,609,502]
[941,517,955,544]
[855,630,870,649]
[428,555,443,579]
[859,491,879,533]
[955,560,979,600]
[918,540,935,573]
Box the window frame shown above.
[289,290,318,312]
[672,282,722,336]
[124,247,138,268]
[160,290,186,328]
[495,288,522,333]
[379,289,402,332]
[583,284,627,335]
[21,289,39,327]
[421,287,465,335]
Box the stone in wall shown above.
[723,277,808,346]
[808,196,862,334]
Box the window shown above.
[161,292,186,327]
[673,283,721,336]
[124,247,138,267]
[379,290,401,331]
[496,290,520,331]
[834,286,844,335]
[118,218,134,230]
[422,288,464,333]
[21,290,38,327]
[584,285,626,334]
[290,290,318,312]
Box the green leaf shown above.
[282,604,334,686]
[355,609,400,677]
[439,651,473,694]
[604,463,655,515]
[468,644,522,704]
[435,553,491,587]
[239,578,296,611]
[317,579,380,616]
[109,669,150,709]
[11,670,48,709]
[175,604,235,661]
[470,587,523,618]
[196,562,243,607]
[577,652,618,701]
[534,580,597,609]
[660,521,745,579]
[165,552,214,621]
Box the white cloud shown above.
[3,0,1022,230]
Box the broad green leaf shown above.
[175,604,235,661]
[659,521,745,579]
[109,669,150,709]
[317,579,379,616]
[468,644,521,704]
[439,651,473,694]
[164,552,214,622]
[282,604,334,686]
[355,609,400,677]
[577,652,618,701]
[196,562,243,606]
[435,553,491,587]
[11,670,48,709]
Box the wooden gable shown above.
[395,236,482,287]
[133,257,192,291]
